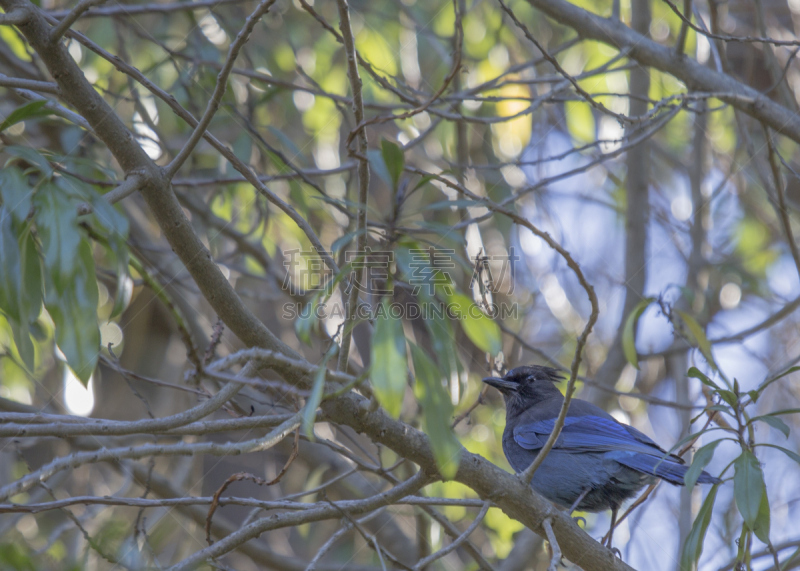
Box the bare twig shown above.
[542,517,561,571]
[412,502,490,570]
[165,0,278,177]
[49,0,107,43]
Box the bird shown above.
[482,365,721,547]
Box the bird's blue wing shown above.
[512,416,666,456]
[512,415,719,485]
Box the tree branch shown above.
[525,0,800,143]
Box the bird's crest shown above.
[504,365,565,385]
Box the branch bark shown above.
[525,0,800,144]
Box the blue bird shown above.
[483,365,721,547]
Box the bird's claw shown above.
[610,547,622,559]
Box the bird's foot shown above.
[610,547,622,559]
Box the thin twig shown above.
[165,0,278,177]
[765,127,800,282]
[413,502,490,570]
[335,0,369,372]
[49,0,107,43]
[542,517,561,571]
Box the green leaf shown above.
[448,293,501,355]
[380,139,405,190]
[45,241,100,384]
[69,178,129,317]
[295,299,320,347]
[18,228,42,325]
[734,450,765,533]
[752,487,770,544]
[0,211,22,323]
[34,182,81,291]
[331,227,369,255]
[751,415,790,438]
[0,166,32,224]
[410,344,461,479]
[717,389,738,408]
[303,346,336,438]
[759,443,800,464]
[764,408,800,416]
[687,367,720,390]
[412,174,436,192]
[684,439,723,490]
[0,100,52,133]
[680,485,718,571]
[755,366,800,396]
[424,309,461,382]
[370,298,408,418]
[367,149,392,188]
[676,310,715,367]
[11,324,35,373]
[4,146,53,178]
[622,298,653,368]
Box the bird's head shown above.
[482,365,564,412]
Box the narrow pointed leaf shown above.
[677,310,715,367]
[734,451,765,532]
[680,485,718,571]
[752,487,770,544]
[45,241,100,384]
[688,367,720,390]
[303,346,336,438]
[380,139,404,190]
[622,298,653,368]
[0,167,32,224]
[371,298,408,418]
[0,100,51,132]
[751,415,790,438]
[685,439,723,490]
[449,293,501,355]
[410,344,461,479]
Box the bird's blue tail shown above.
[612,452,722,486]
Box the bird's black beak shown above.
[482,376,517,393]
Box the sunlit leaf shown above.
[424,309,461,382]
[687,367,720,390]
[410,343,460,479]
[622,297,653,368]
[677,310,715,367]
[0,100,52,133]
[449,293,501,355]
[370,297,408,418]
[380,139,404,190]
[303,345,336,438]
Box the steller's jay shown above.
[483,365,721,546]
